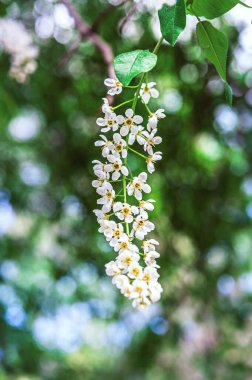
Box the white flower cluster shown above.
[92,77,166,309]
[0,18,39,83]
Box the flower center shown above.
[138,219,145,227]
[125,257,132,265]
[125,118,133,126]
[121,242,128,249]
[134,182,141,189]
[143,274,151,282]
[135,286,143,293]
[139,201,145,208]
[132,267,140,276]
[143,85,150,93]
[122,206,130,215]
[115,143,123,152]
[106,191,113,199]
[107,119,114,126]
[114,229,121,237]
[113,162,121,170]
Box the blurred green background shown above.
[1,1,252,379]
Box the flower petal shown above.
[125,108,134,118]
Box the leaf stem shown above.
[143,101,153,116]
[128,146,147,159]
[132,74,145,112]
[113,98,135,110]
[131,36,164,112]
[152,36,164,54]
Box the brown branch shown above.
[118,2,137,35]
[92,0,128,32]
[58,39,80,69]
[91,4,115,33]
[61,0,115,78]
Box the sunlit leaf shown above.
[158,0,186,46]
[192,0,240,19]
[196,21,228,81]
[114,50,157,86]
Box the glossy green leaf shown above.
[158,0,186,47]
[196,21,228,81]
[192,0,239,19]
[114,50,157,86]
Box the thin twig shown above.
[58,39,80,68]
[118,2,137,34]
[61,0,115,78]
[91,4,115,32]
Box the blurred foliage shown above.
[1,1,252,379]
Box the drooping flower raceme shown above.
[92,77,165,309]
[0,18,39,83]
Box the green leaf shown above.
[196,21,228,81]
[114,50,157,86]
[158,0,186,47]
[192,0,239,19]
[224,82,233,106]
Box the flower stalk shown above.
[92,39,165,309]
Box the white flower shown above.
[113,202,139,223]
[112,133,127,158]
[130,279,149,299]
[93,209,109,223]
[103,221,125,245]
[147,109,166,131]
[0,18,39,83]
[96,112,119,133]
[117,251,140,271]
[140,82,159,104]
[149,281,163,303]
[98,219,115,235]
[113,236,139,255]
[104,78,122,95]
[128,262,143,279]
[92,171,108,191]
[102,98,112,114]
[138,199,155,219]
[127,172,151,200]
[132,297,151,309]
[142,129,162,155]
[97,183,115,212]
[142,239,159,254]
[142,266,159,282]
[128,125,145,146]
[113,274,130,289]
[146,152,162,174]
[133,215,155,240]
[95,135,114,157]
[117,109,143,137]
[92,160,108,177]
[105,260,121,277]
[144,251,160,268]
[104,155,129,180]
[121,282,133,298]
